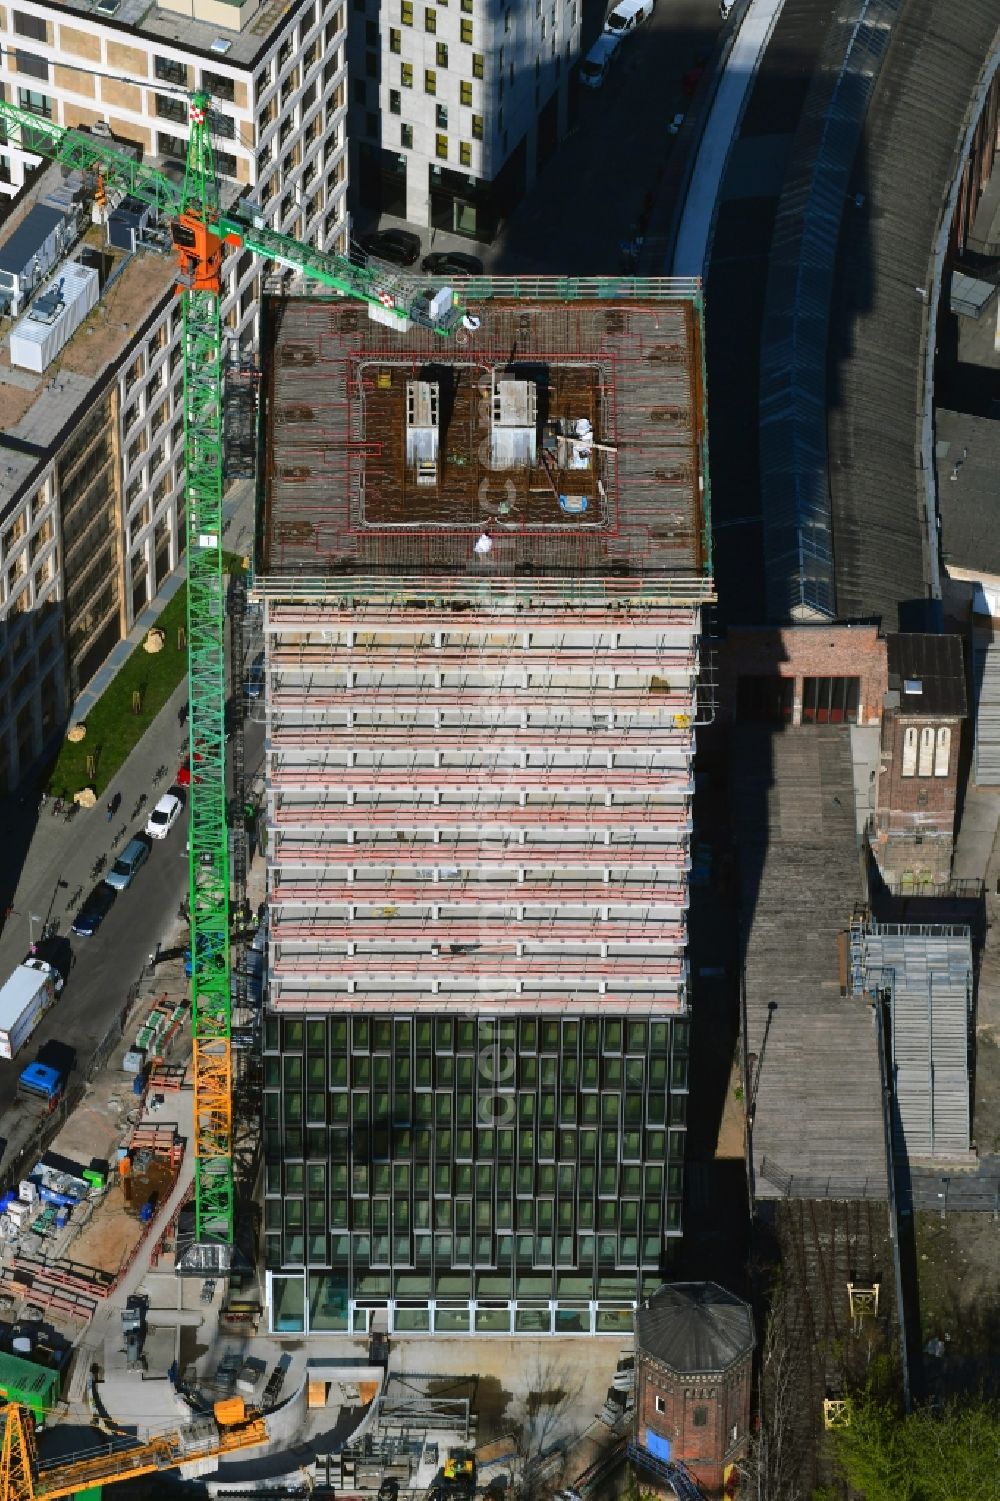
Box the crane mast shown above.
[176,94,234,1249]
[0,90,470,1257]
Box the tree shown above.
[506,1350,587,1499]
[829,1389,1000,1501]
[743,1285,802,1501]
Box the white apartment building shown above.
[360,0,581,240]
[0,0,350,787]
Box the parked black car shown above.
[71,882,116,937]
[359,229,422,266]
[421,251,484,276]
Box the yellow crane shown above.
[0,1397,267,1501]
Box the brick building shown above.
[716,624,886,728]
[632,1282,753,1499]
[717,625,968,890]
[873,633,966,887]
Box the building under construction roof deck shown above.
[259,286,710,584]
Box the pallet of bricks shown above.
[133,998,187,1065]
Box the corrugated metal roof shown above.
[862,923,972,1161]
[973,642,1000,783]
[0,1349,60,1401]
[827,0,1000,625]
[758,0,902,621]
[734,726,888,1198]
[0,205,63,278]
[636,1282,753,1373]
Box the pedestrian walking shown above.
[106,802,113,823]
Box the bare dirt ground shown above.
[914,1210,1000,1396]
[716,1056,746,1159]
[67,1157,176,1279]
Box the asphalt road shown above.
[0,488,263,1155]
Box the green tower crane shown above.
[0,92,468,1258]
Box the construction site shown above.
[0,71,726,1500]
[254,281,715,1338]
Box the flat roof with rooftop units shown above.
[35,0,294,67]
[259,279,711,589]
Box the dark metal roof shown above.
[0,204,63,277]
[758,0,902,621]
[827,0,1000,625]
[885,633,966,717]
[636,1282,753,1374]
[704,0,847,627]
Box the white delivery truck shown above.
[0,963,58,1060]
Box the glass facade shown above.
[263,1011,688,1333]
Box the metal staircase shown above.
[626,1441,705,1500]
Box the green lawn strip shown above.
[49,555,245,800]
[49,586,190,798]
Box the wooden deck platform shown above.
[733,727,889,1199]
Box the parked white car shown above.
[146,792,183,840]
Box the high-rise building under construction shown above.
[255,277,714,1337]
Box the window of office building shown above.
[154,54,187,86]
[13,10,47,40]
[263,1011,686,1319]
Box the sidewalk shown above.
[70,478,256,726]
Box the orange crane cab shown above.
[171,214,241,297]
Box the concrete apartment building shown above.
[254,277,713,1337]
[353,0,581,240]
[0,0,349,787]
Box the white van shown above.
[604,0,652,37]
[580,32,621,88]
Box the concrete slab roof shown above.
[260,287,712,584]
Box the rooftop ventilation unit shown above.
[10,260,99,374]
[490,375,537,470]
[95,0,120,14]
[210,37,233,52]
[405,380,440,486]
[29,277,67,325]
[107,196,151,252]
